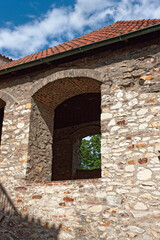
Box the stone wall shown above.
[0,35,160,239]
[27,98,54,181]
[0,183,60,240]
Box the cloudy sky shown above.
[0,0,159,59]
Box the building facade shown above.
[0,20,160,239]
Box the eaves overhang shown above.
[0,23,160,76]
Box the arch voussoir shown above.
[31,68,109,96]
[0,90,17,106]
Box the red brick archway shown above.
[27,76,102,181]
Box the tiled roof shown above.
[0,19,160,71]
[0,54,12,61]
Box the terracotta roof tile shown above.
[0,19,160,71]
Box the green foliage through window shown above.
[80,134,101,170]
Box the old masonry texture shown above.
[0,21,160,239]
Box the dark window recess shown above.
[54,93,101,129]
[0,108,4,144]
[52,93,101,180]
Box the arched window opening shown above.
[28,76,102,182]
[72,133,101,180]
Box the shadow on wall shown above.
[0,183,60,240]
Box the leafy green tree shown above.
[80,134,101,170]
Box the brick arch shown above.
[27,69,107,181]
[31,68,109,97]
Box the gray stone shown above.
[107,195,118,206]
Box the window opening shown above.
[52,93,101,180]
[28,77,102,182]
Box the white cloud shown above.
[113,0,160,21]
[0,0,159,59]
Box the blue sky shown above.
[0,0,159,59]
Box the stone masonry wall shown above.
[0,36,160,239]
[27,98,54,181]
